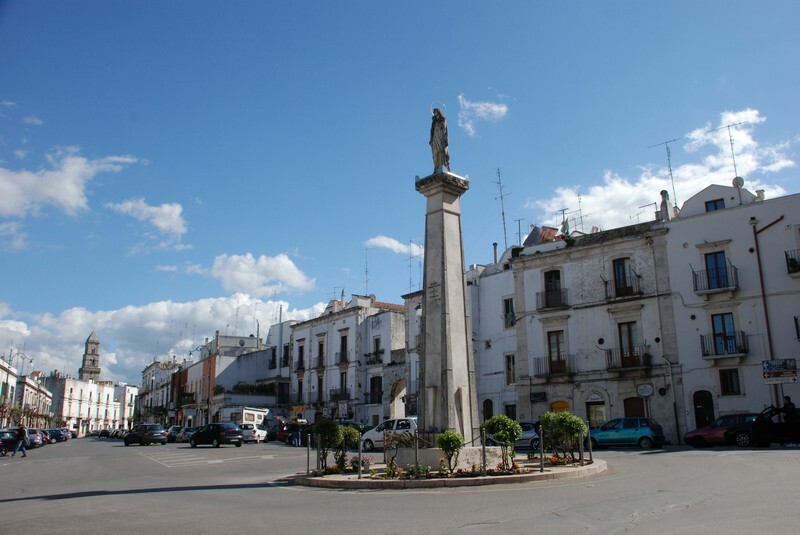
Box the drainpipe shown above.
[750,215,784,406]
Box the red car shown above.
[684,413,758,448]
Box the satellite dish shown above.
[732,176,744,188]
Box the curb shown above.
[291,459,607,490]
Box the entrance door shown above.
[623,397,645,417]
[693,390,715,428]
[586,402,606,429]
[482,399,494,421]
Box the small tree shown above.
[313,419,342,471]
[436,430,465,474]
[539,411,587,461]
[480,415,522,471]
[335,425,360,471]
[383,431,413,474]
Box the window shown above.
[503,297,515,328]
[282,343,290,367]
[373,337,382,355]
[505,354,516,385]
[504,404,517,420]
[712,313,737,355]
[719,368,742,395]
[705,251,729,289]
[705,198,725,212]
[544,270,563,308]
[369,376,382,404]
[339,334,348,362]
[297,343,305,364]
[618,321,638,357]
[340,372,347,390]
[548,330,566,373]
[612,257,634,297]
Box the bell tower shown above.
[79,331,102,382]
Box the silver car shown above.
[177,427,197,443]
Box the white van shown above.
[361,417,417,451]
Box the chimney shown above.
[493,242,498,264]
[659,190,671,221]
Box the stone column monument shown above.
[415,107,479,443]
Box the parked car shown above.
[177,427,197,443]
[266,423,282,441]
[190,423,244,448]
[99,429,111,438]
[166,426,183,443]
[38,429,50,445]
[45,428,69,443]
[124,424,168,446]
[751,406,800,447]
[239,423,267,443]
[589,417,665,449]
[25,428,44,448]
[684,413,759,448]
[276,422,314,446]
[361,417,417,451]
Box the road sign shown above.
[762,359,798,384]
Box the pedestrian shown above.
[11,425,28,458]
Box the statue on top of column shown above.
[429,108,450,173]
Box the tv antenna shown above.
[648,137,681,206]
[494,168,510,250]
[706,121,749,179]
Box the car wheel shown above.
[531,438,540,450]
[124,441,130,447]
[160,442,166,446]
[734,431,751,447]
[638,436,654,449]
[212,439,221,448]
[190,439,197,448]
[363,439,375,452]
[235,441,242,447]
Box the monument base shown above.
[395,446,503,472]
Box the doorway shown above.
[623,397,645,417]
[693,390,715,428]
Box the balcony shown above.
[313,358,324,369]
[606,346,652,370]
[700,331,749,359]
[692,266,739,297]
[536,289,570,311]
[786,249,800,277]
[329,388,351,401]
[335,351,350,365]
[604,274,642,300]
[365,353,382,366]
[532,355,576,377]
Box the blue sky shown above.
[1,1,798,385]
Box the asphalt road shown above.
[2,437,799,534]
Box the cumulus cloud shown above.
[457,93,509,137]
[0,221,27,250]
[0,146,137,218]
[210,253,316,297]
[527,109,794,231]
[0,296,325,384]
[105,197,189,250]
[365,235,424,257]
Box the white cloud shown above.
[365,235,424,257]
[457,93,509,137]
[22,116,44,126]
[0,221,28,250]
[155,264,178,272]
[14,149,28,159]
[105,197,189,249]
[210,253,316,297]
[527,109,794,231]
[0,146,137,218]
[0,296,325,384]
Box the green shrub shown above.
[480,415,522,470]
[436,430,466,474]
[313,419,342,471]
[539,411,587,460]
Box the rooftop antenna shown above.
[648,137,681,207]
[407,238,422,293]
[706,121,749,177]
[364,247,369,296]
[514,218,526,246]
[494,168,510,250]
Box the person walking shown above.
[11,425,28,458]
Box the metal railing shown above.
[700,330,749,357]
[533,355,576,376]
[536,289,570,310]
[692,266,739,292]
[605,346,652,369]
